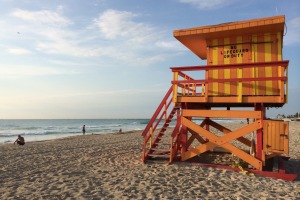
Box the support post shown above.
[180,125,188,154]
[150,126,153,148]
[255,103,265,163]
[173,72,178,103]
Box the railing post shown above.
[169,137,174,163]
[278,65,282,102]
[150,126,153,148]
[164,103,167,123]
[142,141,146,162]
[205,81,208,102]
[192,83,196,96]
[173,72,178,102]
[285,66,288,103]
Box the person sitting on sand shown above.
[14,135,25,145]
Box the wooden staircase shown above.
[142,86,181,163]
[147,106,179,161]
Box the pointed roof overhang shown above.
[173,15,285,60]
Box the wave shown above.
[139,120,150,125]
[0,130,80,137]
[0,119,151,144]
[4,139,13,143]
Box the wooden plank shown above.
[224,37,231,95]
[181,117,262,170]
[269,122,273,151]
[218,38,225,95]
[265,34,273,95]
[242,36,252,95]
[173,72,178,102]
[283,122,289,154]
[182,109,262,119]
[212,39,219,96]
[272,121,278,150]
[213,121,262,146]
[271,33,279,95]
[263,121,268,151]
[189,129,207,144]
[177,95,285,103]
[148,154,170,158]
[229,36,238,95]
[257,34,266,95]
[207,119,251,146]
[186,134,195,148]
[279,121,284,151]
[252,34,258,95]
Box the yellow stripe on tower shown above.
[224,38,230,95]
[236,36,243,101]
[212,39,218,96]
[252,35,258,95]
[277,32,286,102]
[277,32,282,61]
[264,34,272,95]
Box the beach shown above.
[0,122,299,199]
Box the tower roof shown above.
[173,15,285,59]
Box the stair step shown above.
[151,148,170,152]
[148,154,170,158]
[146,159,168,164]
[159,143,171,146]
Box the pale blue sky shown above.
[0,0,299,119]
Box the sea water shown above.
[0,119,152,144]
[0,118,239,144]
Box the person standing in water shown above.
[82,125,86,135]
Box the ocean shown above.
[0,118,240,144]
[0,119,153,144]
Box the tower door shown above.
[263,120,289,154]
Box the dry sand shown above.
[0,122,300,199]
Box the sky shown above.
[0,0,299,119]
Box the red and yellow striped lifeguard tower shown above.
[142,15,297,181]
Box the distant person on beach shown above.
[14,135,25,145]
[119,128,122,133]
[82,125,86,135]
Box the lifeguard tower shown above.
[141,15,296,181]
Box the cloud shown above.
[9,8,93,57]
[93,9,156,44]
[155,41,186,51]
[284,17,300,46]
[7,48,31,55]
[11,8,70,26]
[6,8,181,66]
[0,64,79,78]
[178,0,236,10]
[90,9,186,65]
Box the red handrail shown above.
[141,86,173,137]
[170,60,289,72]
[172,76,287,85]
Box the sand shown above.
[0,123,300,199]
